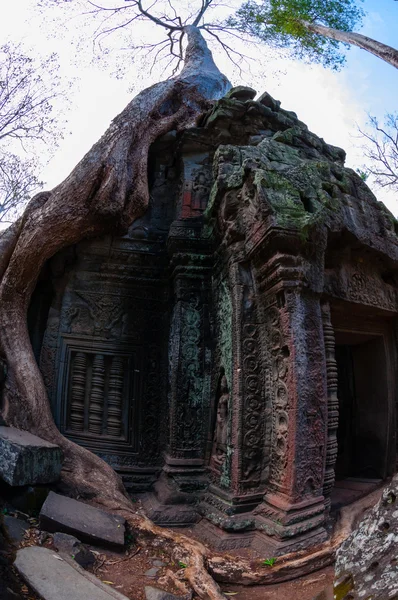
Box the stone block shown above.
[53,532,95,568]
[40,491,125,550]
[14,546,129,600]
[0,427,62,486]
[3,515,29,545]
[145,587,191,600]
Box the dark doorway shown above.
[335,332,390,481]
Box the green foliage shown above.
[356,168,369,182]
[262,557,277,566]
[228,0,365,69]
[178,561,188,568]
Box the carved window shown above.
[56,337,140,452]
[67,351,129,438]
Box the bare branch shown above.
[356,113,398,191]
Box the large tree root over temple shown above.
[0,24,381,600]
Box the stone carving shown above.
[241,323,264,489]
[265,305,289,489]
[192,170,211,211]
[321,302,339,510]
[88,354,105,434]
[174,292,204,454]
[76,292,125,337]
[30,88,398,555]
[69,352,87,432]
[107,356,124,437]
[210,375,229,472]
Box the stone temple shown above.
[28,87,398,555]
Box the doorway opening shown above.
[332,330,392,507]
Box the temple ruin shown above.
[28,86,398,555]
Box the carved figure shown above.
[211,375,229,468]
[192,171,210,210]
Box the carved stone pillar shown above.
[198,259,269,548]
[143,256,212,526]
[253,254,329,554]
[321,302,339,511]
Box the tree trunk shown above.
[0,25,234,599]
[303,20,398,69]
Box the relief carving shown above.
[192,170,211,211]
[265,305,289,489]
[241,323,264,488]
[210,374,229,473]
[76,291,125,337]
[321,302,339,510]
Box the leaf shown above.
[262,557,277,567]
[102,581,114,585]
[178,561,188,568]
[224,592,238,596]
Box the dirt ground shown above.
[2,511,335,600]
[91,543,334,600]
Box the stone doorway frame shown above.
[324,299,398,508]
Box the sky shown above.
[1,0,398,215]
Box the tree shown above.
[0,43,66,222]
[0,155,42,224]
[0,5,238,595]
[0,2,384,597]
[229,0,398,70]
[357,113,398,191]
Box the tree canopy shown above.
[229,0,398,69]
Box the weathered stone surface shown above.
[31,82,398,565]
[0,427,62,486]
[145,586,191,600]
[14,546,129,600]
[3,515,29,545]
[53,532,95,567]
[40,491,125,549]
[145,567,160,578]
[225,85,256,101]
[334,476,398,599]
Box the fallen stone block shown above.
[3,515,29,545]
[15,546,129,600]
[0,427,62,486]
[40,491,125,550]
[145,586,192,600]
[53,531,95,568]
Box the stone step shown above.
[0,426,62,486]
[39,491,126,550]
[14,546,130,600]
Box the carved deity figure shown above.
[192,171,209,210]
[211,375,229,470]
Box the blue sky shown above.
[1,0,398,214]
